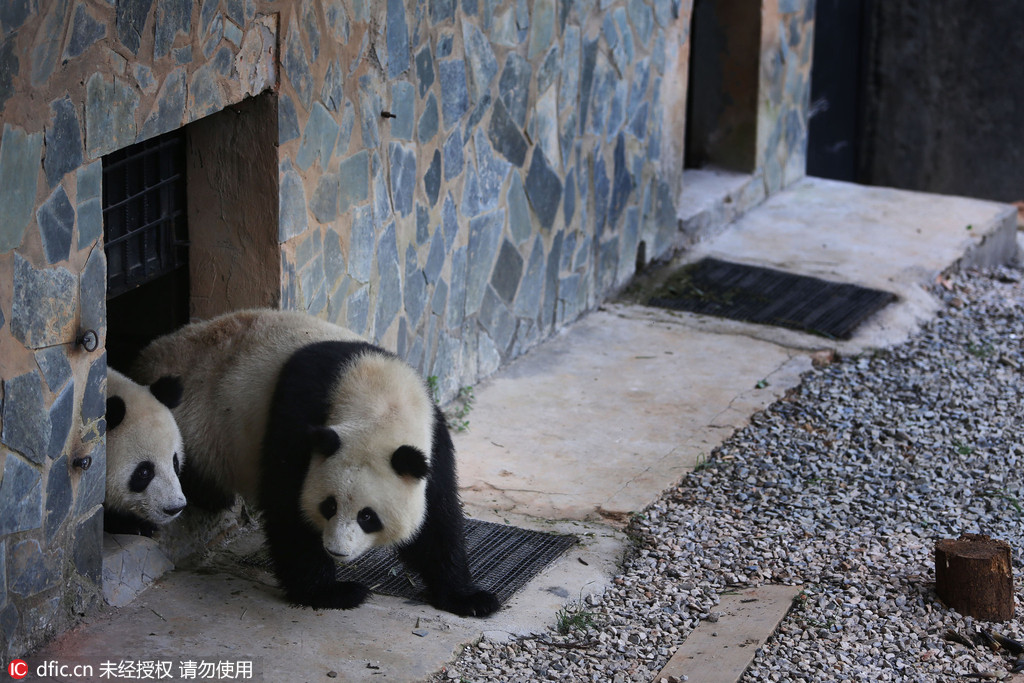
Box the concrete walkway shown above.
[32,177,1018,682]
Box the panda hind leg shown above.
[179,463,235,511]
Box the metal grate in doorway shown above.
[102,130,188,297]
[242,520,577,605]
[647,257,897,340]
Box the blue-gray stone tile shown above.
[530,88,560,168]
[200,0,218,36]
[80,353,107,425]
[606,79,627,143]
[302,0,321,64]
[387,0,410,78]
[48,380,74,460]
[443,127,464,180]
[578,38,598,134]
[297,102,340,171]
[628,101,648,140]
[0,452,43,535]
[439,59,469,129]
[134,63,157,94]
[35,347,72,394]
[447,246,467,328]
[479,286,516,355]
[477,329,500,376]
[491,239,523,304]
[442,193,459,252]
[311,173,339,223]
[154,0,192,59]
[283,21,314,109]
[431,278,448,317]
[404,245,427,328]
[430,0,454,24]
[11,253,76,349]
[278,159,308,242]
[515,0,529,30]
[44,97,83,189]
[322,59,344,112]
[374,222,402,341]
[0,125,43,253]
[30,0,63,86]
[45,455,72,543]
[173,44,191,64]
[425,230,446,284]
[337,150,369,215]
[498,52,530,128]
[465,210,504,316]
[223,17,242,45]
[37,186,74,265]
[563,166,576,226]
[2,371,51,464]
[85,73,139,158]
[593,147,609,236]
[371,150,392,228]
[462,22,498,104]
[326,0,350,45]
[464,91,492,133]
[1,0,32,33]
[9,539,61,597]
[609,132,634,227]
[359,78,382,148]
[628,58,650,119]
[424,148,441,207]
[187,49,231,120]
[524,149,562,231]
[139,67,186,141]
[416,203,430,245]
[488,97,527,167]
[389,142,417,218]
[598,235,620,292]
[437,31,453,58]
[619,205,640,283]
[335,98,355,155]
[346,285,370,335]
[415,45,435,98]
[389,81,415,140]
[278,93,300,144]
[653,0,672,28]
[324,228,346,284]
[629,0,653,46]
[73,509,104,584]
[506,170,531,244]
[536,45,560,96]
[528,0,555,59]
[80,245,105,334]
[491,7,517,47]
[472,128,510,211]
[115,0,153,55]
[418,92,439,144]
[461,160,483,218]
[0,35,19,115]
[348,205,374,282]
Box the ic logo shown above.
[8,660,28,679]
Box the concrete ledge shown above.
[102,534,174,607]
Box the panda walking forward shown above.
[132,309,500,617]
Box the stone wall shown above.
[0,0,814,658]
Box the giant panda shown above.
[105,369,187,536]
[132,309,500,617]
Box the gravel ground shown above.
[434,264,1024,683]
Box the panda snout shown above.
[163,503,186,517]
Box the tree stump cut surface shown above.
[935,533,1015,622]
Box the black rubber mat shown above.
[647,258,896,340]
[242,519,576,605]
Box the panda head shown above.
[299,353,434,562]
[105,369,188,527]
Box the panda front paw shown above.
[286,580,371,610]
[435,588,501,618]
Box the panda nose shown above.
[163,504,186,516]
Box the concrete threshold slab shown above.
[653,584,804,683]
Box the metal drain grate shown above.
[242,519,576,605]
[647,258,897,340]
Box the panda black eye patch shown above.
[319,496,337,520]
[173,453,180,476]
[357,507,382,533]
[129,461,155,493]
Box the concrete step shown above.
[30,179,1017,682]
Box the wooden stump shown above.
[935,533,1015,622]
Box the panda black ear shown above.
[391,446,429,479]
[106,396,127,430]
[309,427,341,456]
[150,376,184,409]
